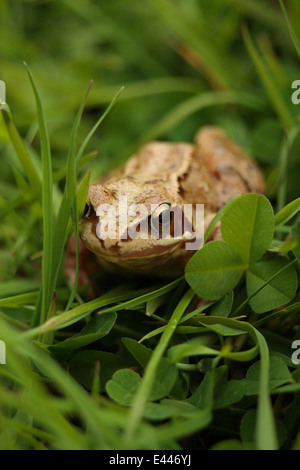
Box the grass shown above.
[0,0,300,451]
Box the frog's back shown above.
[123,141,193,181]
[195,127,265,206]
[122,140,220,211]
[121,127,265,211]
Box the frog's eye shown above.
[82,202,93,219]
[150,202,174,235]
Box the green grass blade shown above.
[0,291,38,308]
[242,26,294,129]
[124,288,195,442]
[0,279,40,298]
[9,164,32,201]
[254,329,278,450]
[122,90,263,161]
[65,81,93,312]
[24,63,54,326]
[23,279,182,339]
[204,196,241,243]
[253,300,300,328]
[90,77,201,104]
[274,197,300,227]
[64,84,123,312]
[0,318,120,449]
[276,127,300,212]
[0,104,42,196]
[76,87,124,163]
[31,172,89,329]
[231,0,286,31]
[147,0,230,89]
[53,152,96,184]
[191,316,278,450]
[66,169,90,239]
[279,0,300,59]
[0,195,29,218]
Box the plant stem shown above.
[124,287,195,442]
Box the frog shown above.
[78,126,265,277]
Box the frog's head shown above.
[79,176,196,274]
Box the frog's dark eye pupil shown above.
[158,209,173,226]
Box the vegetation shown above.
[0,0,300,450]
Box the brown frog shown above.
[78,127,265,277]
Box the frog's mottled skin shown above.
[79,127,265,276]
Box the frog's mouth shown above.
[110,233,194,258]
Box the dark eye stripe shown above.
[82,202,93,219]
